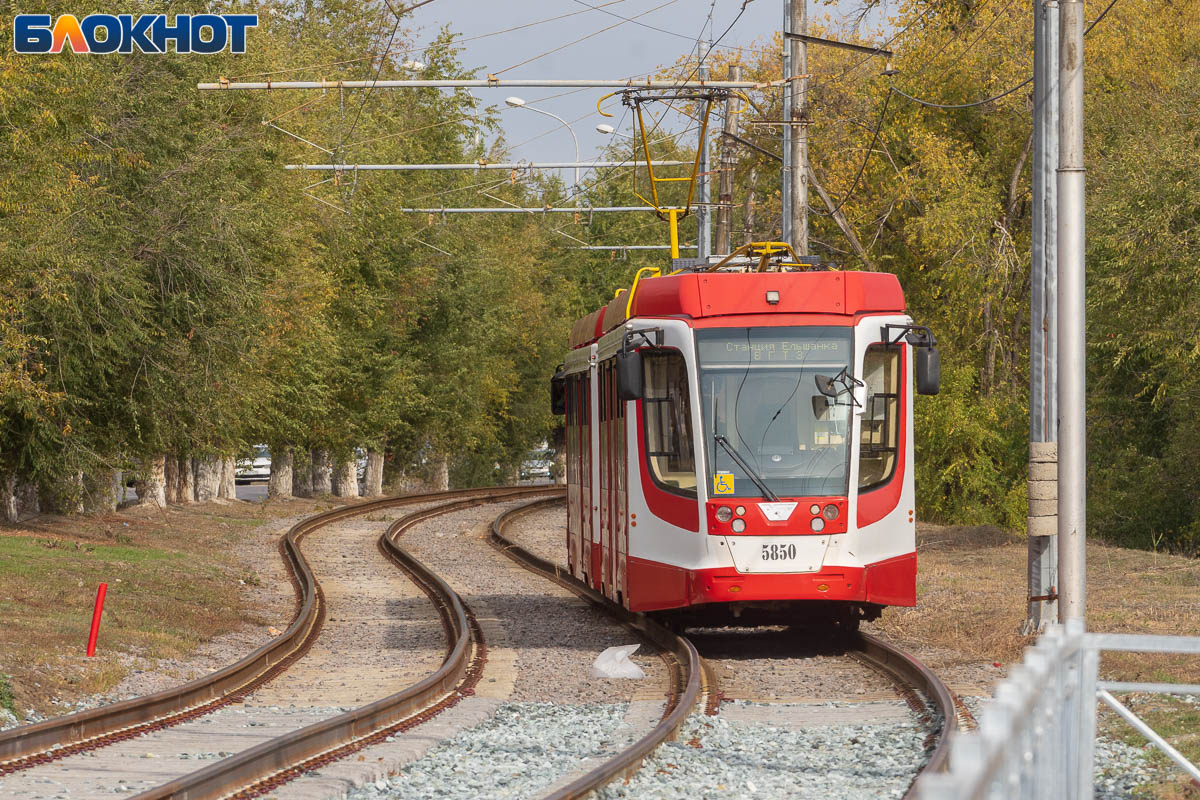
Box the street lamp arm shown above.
[519,104,581,206]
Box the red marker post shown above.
[86,583,108,657]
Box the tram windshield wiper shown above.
[713,435,780,502]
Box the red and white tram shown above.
[552,245,940,628]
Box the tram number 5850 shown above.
[761,543,797,561]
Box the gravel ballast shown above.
[345,702,629,800]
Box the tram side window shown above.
[859,345,900,490]
[643,351,696,496]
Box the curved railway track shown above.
[0,486,553,795]
[4,488,962,799]
[490,494,961,799]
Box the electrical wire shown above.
[813,88,891,217]
[890,77,1031,109]
[570,0,748,47]
[227,0,632,80]
[891,0,1121,111]
[492,0,681,76]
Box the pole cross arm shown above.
[783,32,893,57]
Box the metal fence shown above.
[917,619,1200,799]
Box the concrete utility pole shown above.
[716,64,743,256]
[1057,0,1086,623]
[789,0,809,256]
[781,2,793,245]
[1026,0,1061,634]
[697,41,712,259]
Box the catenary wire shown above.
[891,0,1121,110]
[492,0,681,76]
[227,0,631,80]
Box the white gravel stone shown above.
[347,702,627,800]
[596,701,929,800]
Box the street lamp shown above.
[506,96,580,205]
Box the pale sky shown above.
[402,0,891,179]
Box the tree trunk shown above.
[269,446,294,499]
[431,454,450,492]
[2,474,17,523]
[293,448,313,497]
[332,459,359,498]
[218,457,236,500]
[809,165,875,270]
[82,470,121,513]
[311,448,332,495]
[164,457,180,504]
[363,449,384,497]
[136,455,167,507]
[194,456,222,502]
[551,426,566,485]
[178,456,196,504]
[18,480,39,516]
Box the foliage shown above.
[5,0,1200,557]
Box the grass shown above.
[1101,695,1200,798]
[868,522,1200,797]
[0,673,16,716]
[0,496,344,716]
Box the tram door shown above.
[597,361,629,603]
[582,371,596,588]
[565,374,583,580]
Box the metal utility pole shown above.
[789,0,809,256]
[1026,0,1061,634]
[697,42,712,259]
[716,64,743,256]
[1057,0,1086,623]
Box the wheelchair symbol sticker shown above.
[713,472,735,495]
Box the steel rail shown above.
[851,632,961,795]
[489,494,707,800]
[493,495,960,799]
[135,486,558,800]
[0,486,548,775]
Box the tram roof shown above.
[570,270,905,349]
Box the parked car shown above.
[235,445,271,483]
[520,449,554,481]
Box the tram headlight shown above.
[731,518,747,533]
[810,517,826,532]
[809,504,821,515]
[822,504,839,521]
[735,506,746,516]
[715,506,733,523]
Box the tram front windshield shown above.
[697,326,853,498]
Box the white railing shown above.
[917,619,1200,799]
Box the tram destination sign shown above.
[698,334,849,367]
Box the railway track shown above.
[0,486,553,798]
[490,494,961,799]
[3,488,962,799]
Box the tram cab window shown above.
[643,351,697,495]
[859,345,900,489]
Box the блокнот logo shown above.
[13,14,257,54]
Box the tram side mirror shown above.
[550,375,566,415]
[616,350,644,401]
[916,346,941,395]
[814,374,839,398]
[811,395,831,420]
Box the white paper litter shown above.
[589,644,646,679]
